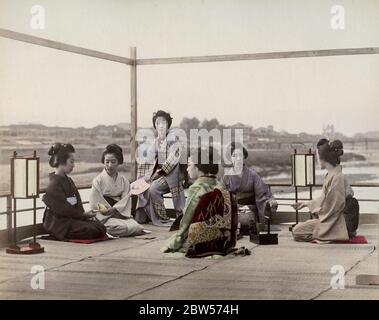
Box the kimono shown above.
[222,164,274,222]
[42,173,106,241]
[90,169,145,237]
[292,165,352,242]
[163,176,237,257]
[135,130,186,226]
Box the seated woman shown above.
[292,139,352,243]
[222,142,278,233]
[42,143,106,241]
[162,147,237,257]
[135,110,186,227]
[89,144,146,237]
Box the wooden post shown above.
[130,47,138,181]
[6,195,12,245]
[12,198,17,246]
[309,186,313,219]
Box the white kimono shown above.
[293,165,352,242]
[90,169,144,237]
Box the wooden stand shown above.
[250,203,278,245]
[250,232,278,245]
[6,197,45,255]
[356,275,379,285]
[289,186,299,231]
[6,242,44,255]
[6,151,44,255]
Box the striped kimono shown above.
[135,130,186,226]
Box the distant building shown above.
[230,123,252,145]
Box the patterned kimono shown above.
[90,169,144,237]
[292,165,352,242]
[135,130,186,226]
[42,173,106,241]
[163,176,237,257]
[222,164,274,222]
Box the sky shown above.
[0,0,378,136]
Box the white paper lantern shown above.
[291,151,315,187]
[11,153,39,199]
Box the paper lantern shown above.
[11,153,39,199]
[291,150,315,187]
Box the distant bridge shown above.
[246,138,379,151]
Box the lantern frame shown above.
[291,150,315,187]
[10,152,40,199]
[7,151,44,255]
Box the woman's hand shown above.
[83,210,97,218]
[291,202,308,210]
[269,199,278,212]
[97,203,108,214]
[105,207,127,219]
[106,207,118,216]
[150,172,161,181]
[144,175,152,183]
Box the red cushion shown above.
[68,235,109,244]
[311,235,368,244]
[334,235,368,244]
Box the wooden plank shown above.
[137,47,379,65]
[130,47,138,181]
[356,275,379,285]
[0,28,133,65]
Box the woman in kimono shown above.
[292,139,352,243]
[42,143,106,241]
[135,110,186,227]
[222,142,278,232]
[89,144,145,237]
[162,147,236,256]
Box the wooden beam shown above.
[130,47,138,181]
[0,28,133,65]
[137,47,379,65]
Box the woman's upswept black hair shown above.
[152,110,173,129]
[230,141,248,159]
[101,144,124,164]
[317,138,344,166]
[48,143,75,168]
[316,138,329,148]
[193,146,219,175]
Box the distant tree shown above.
[201,118,220,131]
[179,117,200,135]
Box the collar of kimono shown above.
[101,168,119,182]
[200,174,217,179]
[325,164,342,177]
